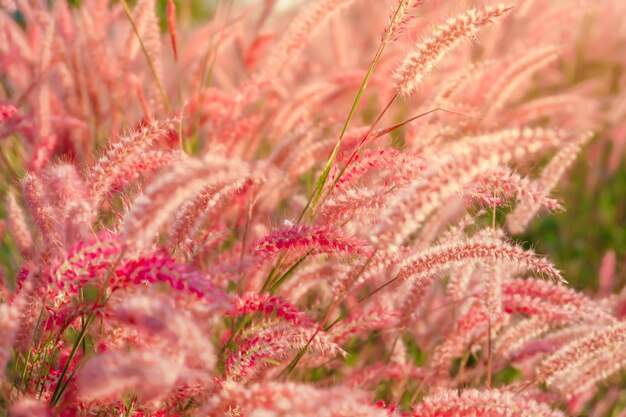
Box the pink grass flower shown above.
[394,5,512,96]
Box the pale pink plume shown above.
[413,389,566,417]
[393,5,512,96]
[538,322,626,397]
[261,0,359,77]
[89,118,179,206]
[225,323,345,381]
[6,191,35,256]
[9,397,49,417]
[77,350,184,403]
[213,381,394,417]
[123,154,249,249]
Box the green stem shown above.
[268,251,313,294]
[311,94,398,220]
[48,249,123,405]
[49,315,94,406]
[35,340,55,398]
[17,304,45,394]
[299,2,407,223]
[119,0,171,112]
[201,0,233,90]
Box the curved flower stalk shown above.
[213,381,393,417]
[429,301,490,378]
[432,59,498,105]
[171,176,255,252]
[495,317,553,360]
[47,235,229,316]
[225,323,345,381]
[484,45,561,117]
[329,149,424,191]
[553,350,626,398]
[413,389,566,417]
[269,127,320,168]
[253,224,367,258]
[116,255,229,303]
[393,5,512,96]
[326,250,391,297]
[77,350,185,404]
[538,322,626,397]
[9,397,48,417]
[504,94,595,126]
[269,77,361,140]
[21,173,60,253]
[502,278,616,324]
[6,191,35,257]
[510,323,605,364]
[44,163,94,246]
[129,0,165,114]
[373,127,571,247]
[88,117,179,206]
[279,260,338,300]
[49,235,123,295]
[320,186,391,225]
[106,149,184,196]
[320,150,425,224]
[283,136,339,178]
[113,294,217,370]
[385,0,425,42]
[373,156,492,247]
[437,127,575,165]
[122,155,249,249]
[231,292,315,327]
[261,0,360,78]
[462,166,559,210]
[397,233,561,288]
[329,303,400,344]
[446,263,477,303]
